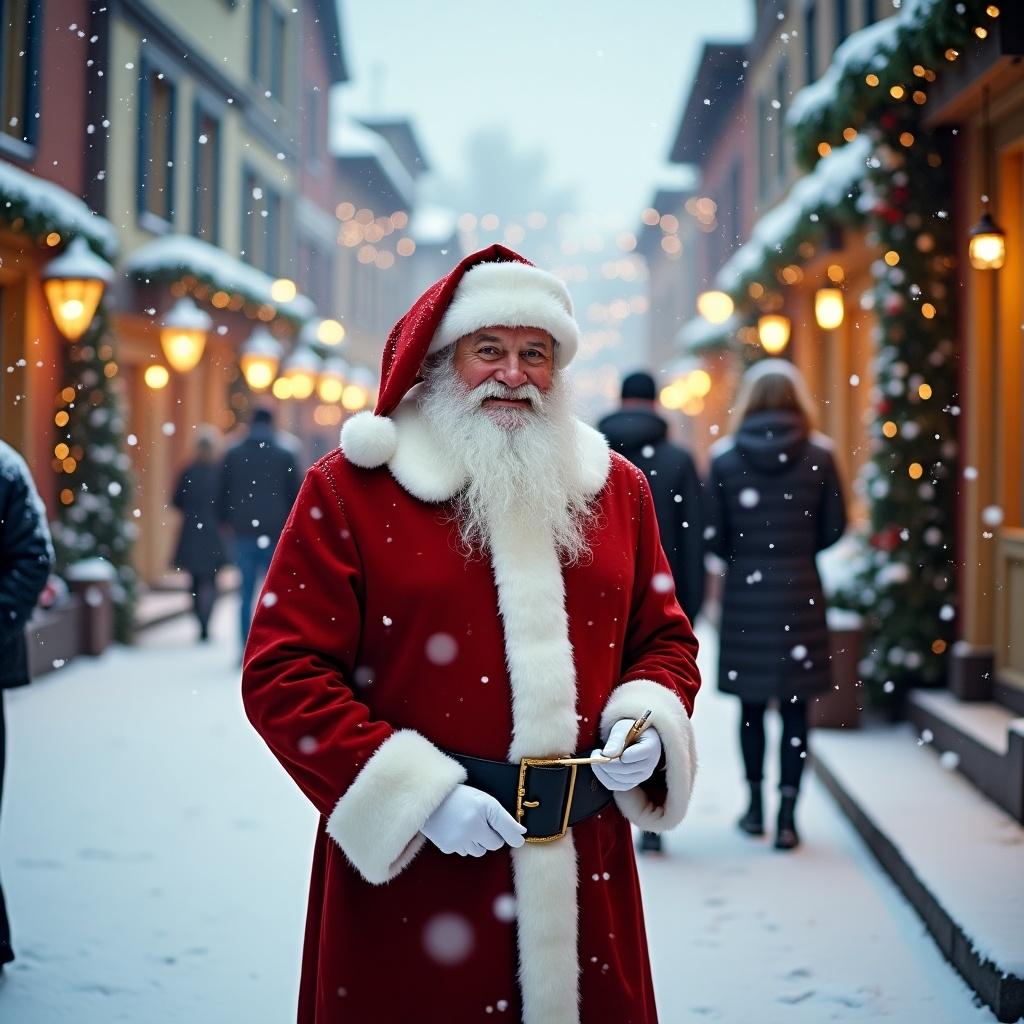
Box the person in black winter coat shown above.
[708,360,846,850]
[172,428,227,642]
[0,439,53,971]
[598,371,706,622]
[219,408,300,649]
[599,370,705,854]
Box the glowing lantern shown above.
[240,328,283,392]
[160,297,212,373]
[281,345,322,400]
[318,357,349,403]
[318,318,346,345]
[270,278,297,303]
[814,287,845,330]
[144,364,170,390]
[696,290,734,325]
[42,237,113,340]
[757,314,791,354]
[968,210,1006,270]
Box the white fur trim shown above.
[340,412,398,469]
[575,422,612,497]
[512,839,580,1024]
[490,518,581,1023]
[388,386,469,502]
[325,729,466,885]
[600,679,697,832]
[429,262,580,365]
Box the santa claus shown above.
[242,244,700,1023]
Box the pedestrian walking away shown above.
[0,439,53,973]
[242,245,700,1024]
[599,369,706,855]
[707,359,847,851]
[218,407,300,651]
[171,427,227,642]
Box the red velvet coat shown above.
[242,392,701,1024]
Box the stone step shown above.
[811,724,1024,1022]
[907,689,1024,823]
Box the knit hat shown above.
[341,244,580,469]
[620,371,656,401]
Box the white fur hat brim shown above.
[427,261,579,363]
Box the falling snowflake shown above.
[981,505,1004,527]
[425,633,458,666]
[739,487,760,508]
[423,913,474,966]
[651,573,673,594]
[262,592,278,608]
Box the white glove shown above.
[421,784,527,857]
[591,719,663,792]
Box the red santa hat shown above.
[341,244,580,468]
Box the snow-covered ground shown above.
[0,604,994,1022]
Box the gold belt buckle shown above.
[516,756,578,844]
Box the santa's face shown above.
[452,327,555,421]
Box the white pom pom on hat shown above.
[428,260,579,362]
[340,411,398,468]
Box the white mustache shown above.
[471,378,543,412]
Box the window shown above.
[137,60,177,225]
[757,94,771,200]
[863,0,877,25]
[298,234,332,311]
[776,61,788,183]
[251,0,286,103]
[836,0,849,46]
[242,168,281,276]
[305,87,321,167]
[192,103,221,243]
[0,0,42,150]
[804,3,817,84]
[727,158,743,251]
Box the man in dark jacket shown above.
[219,408,300,649]
[0,439,53,971]
[598,371,705,853]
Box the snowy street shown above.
[0,605,993,1023]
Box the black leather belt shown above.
[448,751,614,843]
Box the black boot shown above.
[774,793,800,850]
[737,784,764,836]
[637,831,662,854]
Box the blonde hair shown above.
[730,359,818,434]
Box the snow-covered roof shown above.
[329,116,415,207]
[787,18,903,132]
[677,313,740,355]
[716,134,872,295]
[124,235,316,323]
[0,159,118,259]
[409,203,457,246]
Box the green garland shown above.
[50,302,137,641]
[791,0,995,170]
[852,121,958,704]
[784,1,1002,705]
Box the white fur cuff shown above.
[325,730,467,884]
[599,679,697,832]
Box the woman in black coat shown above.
[0,439,53,971]
[708,360,847,850]
[172,430,226,641]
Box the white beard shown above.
[419,355,594,564]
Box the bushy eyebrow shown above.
[473,332,552,352]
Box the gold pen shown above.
[550,709,655,766]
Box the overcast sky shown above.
[336,0,754,231]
